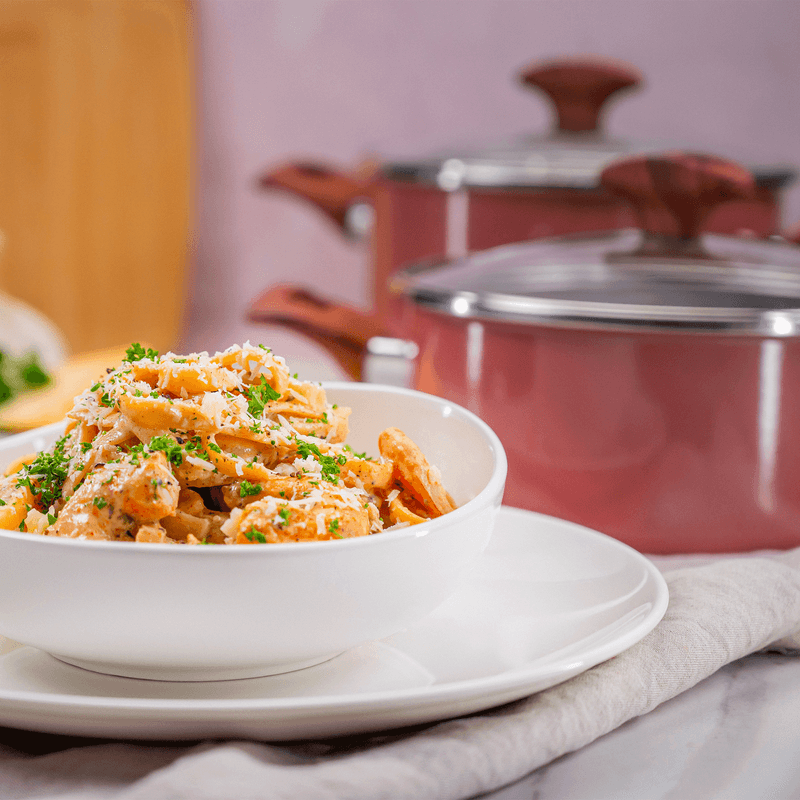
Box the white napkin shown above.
[1,549,799,800]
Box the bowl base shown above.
[52,652,342,682]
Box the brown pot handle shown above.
[256,161,376,233]
[247,285,390,381]
[600,152,756,243]
[520,56,642,134]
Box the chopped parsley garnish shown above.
[0,499,6,507]
[125,343,159,362]
[206,441,222,454]
[46,513,57,525]
[90,382,102,392]
[92,497,108,509]
[16,433,71,508]
[99,391,114,408]
[296,440,344,484]
[344,444,370,460]
[328,518,340,534]
[278,506,290,522]
[148,435,184,466]
[128,442,146,465]
[184,435,204,452]
[80,441,93,454]
[244,376,281,417]
[244,527,267,544]
[240,481,262,498]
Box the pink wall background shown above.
[182,0,800,377]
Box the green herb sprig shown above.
[240,480,263,498]
[124,343,159,362]
[244,377,281,417]
[295,440,346,484]
[16,434,71,509]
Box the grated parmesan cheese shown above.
[186,455,214,471]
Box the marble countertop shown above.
[483,606,800,800]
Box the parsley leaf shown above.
[16,434,71,508]
[148,435,184,466]
[240,480,263,498]
[296,440,343,484]
[124,343,159,362]
[244,377,281,417]
[244,527,267,544]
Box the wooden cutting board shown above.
[0,0,193,355]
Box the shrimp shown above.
[379,428,456,517]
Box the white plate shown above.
[0,507,668,741]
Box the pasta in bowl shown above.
[0,344,506,680]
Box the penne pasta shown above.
[0,342,456,544]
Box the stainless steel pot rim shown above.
[402,287,800,337]
[392,231,800,337]
[382,137,796,191]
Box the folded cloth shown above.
[2,549,800,800]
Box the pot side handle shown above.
[256,161,376,235]
[520,56,643,134]
[247,285,390,381]
[600,152,757,245]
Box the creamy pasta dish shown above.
[0,343,455,544]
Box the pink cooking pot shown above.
[253,152,800,554]
[385,152,800,554]
[251,56,795,376]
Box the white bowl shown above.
[0,383,506,681]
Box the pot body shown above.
[409,306,800,554]
[373,178,782,333]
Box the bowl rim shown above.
[0,382,507,555]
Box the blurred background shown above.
[1,0,799,386]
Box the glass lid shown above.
[392,153,800,337]
[383,58,795,192]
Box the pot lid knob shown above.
[519,56,642,134]
[600,152,757,242]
